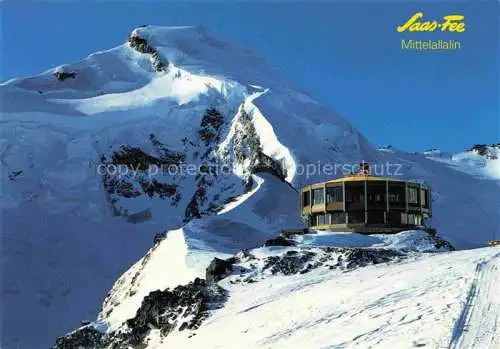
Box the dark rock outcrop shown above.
[123,278,226,346]
[99,144,184,209]
[199,108,224,145]
[466,143,500,159]
[183,108,231,222]
[184,185,207,221]
[139,179,178,199]
[53,71,77,81]
[250,152,288,182]
[227,107,287,182]
[153,231,168,245]
[430,235,455,251]
[54,278,226,348]
[128,34,168,72]
[103,177,141,199]
[8,169,23,181]
[53,326,109,349]
[258,247,407,278]
[151,51,167,72]
[128,34,155,54]
[279,228,310,239]
[263,236,296,247]
[111,146,162,171]
[206,257,233,283]
[340,248,406,269]
[263,251,317,275]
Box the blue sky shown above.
[1,1,498,152]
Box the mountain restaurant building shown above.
[300,164,432,233]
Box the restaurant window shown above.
[367,183,386,204]
[329,212,346,224]
[405,214,417,225]
[316,214,326,226]
[312,188,324,205]
[387,211,401,225]
[388,193,400,202]
[302,191,310,207]
[367,211,385,224]
[368,193,383,202]
[421,189,427,207]
[326,187,343,203]
[401,213,408,224]
[388,184,404,203]
[348,211,365,224]
[407,187,418,204]
[346,187,363,203]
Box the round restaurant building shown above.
[300,166,432,233]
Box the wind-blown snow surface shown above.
[155,247,500,349]
[0,26,499,348]
[422,145,500,180]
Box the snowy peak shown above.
[466,143,500,160]
[417,144,499,180]
[422,148,452,158]
[129,25,291,88]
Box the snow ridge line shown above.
[448,252,500,349]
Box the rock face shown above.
[52,326,108,349]
[53,278,226,349]
[53,71,77,81]
[152,231,168,245]
[429,234,455,251]
[263,236,296,247]
[199,108,224,145]
[224,107,288,182]
[340,248,407,269]
[128,34,156,54]
[99,142,184,217]
[123,278,226,346]
[183,108,239,222]
[206,258,233,283]
[263,250,318,275]
[466,143,500,159]
[128,33,168,72]
[247,247,407,280]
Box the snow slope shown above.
[448,254,500,349]
[423,145,500,180]
[296,229,453,252]
[97,173,303,330]
[152,247,500,349]
[1,25,499,348]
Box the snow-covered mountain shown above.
[1,26,499,349]
[421,144,500,180]
[55,235,499,349]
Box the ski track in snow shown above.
[449,252,500,349]
[143,247,499,349]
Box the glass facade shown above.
[388,184,404,203]
[312,188,324,205]
[348,211,365,224]
[326,187,343,203]
[407,187,418,204]
[302,179,430,228]
[311,212,346,226]
[302,191,310,207]
[328,212,346,224]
